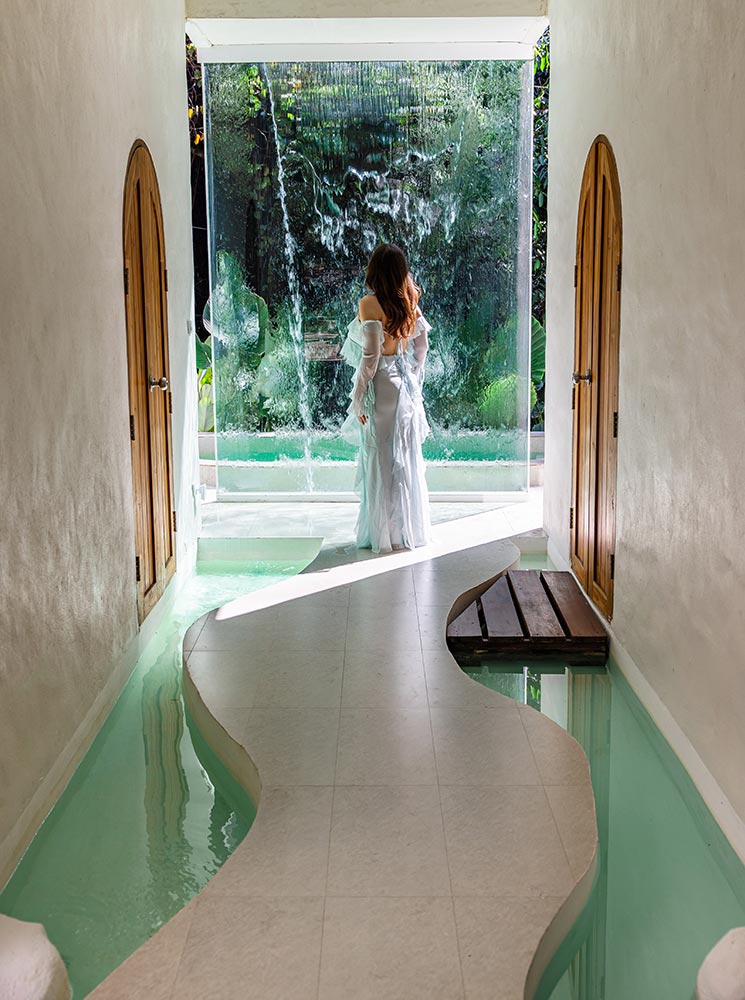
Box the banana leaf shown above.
[195,334,212,371]
[531,316,546,386]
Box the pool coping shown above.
[90,529,598,999]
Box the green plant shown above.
[197,369,214,432]
[479,373,536,429]
[532,29,550,326]
[209,251,271,357]
[530,315,546,431]
[531,315,546,386]
[195,334,215,432]
[207,251,275,430]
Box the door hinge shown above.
[172,510,177,533]
[616,262,622,292]
[610,553,615,580]
[164,268,169,292]
[569,507,574,530]
[168,390,173,414]
[129,414,135,441]
[613,411,618,437]
[135,555,141,582]
[574,264,578,288]
[124,267,130,295]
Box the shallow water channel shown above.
[462,653,745,999]
[0,554,313,997]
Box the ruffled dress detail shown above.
[340,314,433,554]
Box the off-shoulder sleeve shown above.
[412,313,431,384]
[352,319,383,417]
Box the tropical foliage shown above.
[196,51,549,439]
[195,334,214,432]
[531,29,550,429]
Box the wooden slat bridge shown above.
[447,570,609,665]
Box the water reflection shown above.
[463,660,610,1000]
[462,658,745,1000]
[141,647,196,919]
[0,563,305,997]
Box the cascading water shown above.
[263,64,315,492]
[203,59,534,495]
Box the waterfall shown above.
[264,64,315,492]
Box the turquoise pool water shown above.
[462,657,745,999]
[206,428,533,464]
[0,554,313,997]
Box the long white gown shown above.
[340,313,433,553]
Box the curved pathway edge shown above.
[91,534,597,1000]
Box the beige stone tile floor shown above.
[199,493,545,546]
[91,493,598,999]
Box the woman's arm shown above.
[353,318,383,423]
[411,315,430,383]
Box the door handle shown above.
[149,375,169,392]
[572,369,592,385]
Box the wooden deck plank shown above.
[480,575,524,638]
[540,571,607,638]
[508,571,566,638]
[445,570,609,667]
[448,600,485,639]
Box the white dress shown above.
[340,314,433,553]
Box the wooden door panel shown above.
[125,178,158,605]
[571,138,621,621]
[124,142,176,624]
[571,156,596,588]
[143,184,167,582]
[148,191,175,579]
[590,146,621,616]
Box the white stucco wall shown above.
[187,0,547,17]
[544,0,745,841]
[0,0,197,881]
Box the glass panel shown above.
[203,60,533,497]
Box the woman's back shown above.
[358,292,420,356]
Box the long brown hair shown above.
[365,243,420,339]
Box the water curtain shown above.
[204,60,533,495]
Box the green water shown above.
[463,656,745,999]
[0,557,311,997]
[207,428,532,464]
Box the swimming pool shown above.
[460,651,745,998]
[200,429,534,494]
[0,545,318,997]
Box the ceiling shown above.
[186,16,549,63]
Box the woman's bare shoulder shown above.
[358,294,384,321]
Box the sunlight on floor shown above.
[200,493,542,545]
[201,489,544,621]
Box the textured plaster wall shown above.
[0,0,197,879]
[544,0,745,825]
[186,1,547,17]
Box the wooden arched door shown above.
[123,141,176,625]
[570,136,621,620]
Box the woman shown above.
[340,243,432,553]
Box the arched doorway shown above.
[123,141,176,624]
[570,135,621,620]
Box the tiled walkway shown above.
[199,494,542,549]
[91,498,597,1000]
